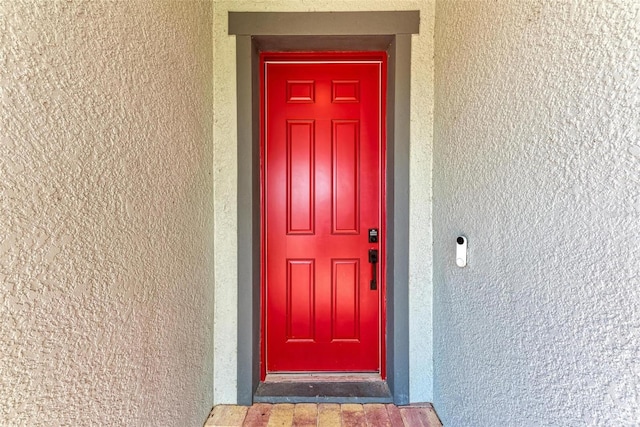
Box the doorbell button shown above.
[456,236,467,267]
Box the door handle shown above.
[368,249,379,290]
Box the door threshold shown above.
[254,374,392,404]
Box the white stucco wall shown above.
[213,0,435,403]
[0,1,214,425]
[434,1,640,425]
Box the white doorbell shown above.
[456,236,467,268]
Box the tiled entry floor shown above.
[204,403,442,426]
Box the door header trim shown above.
[229,11,420,36]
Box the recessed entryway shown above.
[229,10,419,405]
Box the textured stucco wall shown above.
[0,1,214,425]
[213,0,434,403]
[434,1,640,425]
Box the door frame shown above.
[260,51,388,378]
[229,11,419,405]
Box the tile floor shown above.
[204,403,442,426]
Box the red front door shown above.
[262,53,386,375]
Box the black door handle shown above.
[368,249,379,290]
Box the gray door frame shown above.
[229,11,419,405]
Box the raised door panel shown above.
[287,120,315,235]
[332,120,360,234]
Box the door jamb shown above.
[229,11,419,405]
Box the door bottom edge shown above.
[264,372,382,383]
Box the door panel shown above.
[286,120,315,234]
[332,120,360,234]
[332,259,360,341]
[263,56,385,373]
[286,259,315,341]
